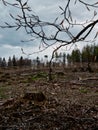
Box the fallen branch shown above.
[78,77,98,81]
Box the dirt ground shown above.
[0,67,98,130]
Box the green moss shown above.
[79,87,88,94]
[0,86,9,99]
[31,72,47,81]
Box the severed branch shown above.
[78,77,98,81]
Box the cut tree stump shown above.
[23,91,46,102]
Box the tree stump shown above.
[23,91,46,102]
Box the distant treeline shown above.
[0,55,32,68]
[0,44,98,68]
[53,44,98,65]
[67,44,98,63]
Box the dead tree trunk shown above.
[48,61,53,81]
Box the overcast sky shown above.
[0,0,98,60]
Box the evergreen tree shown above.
[1,57,6,67]
[18,56,24,67]
[62,52,66,67]
[67,54,72,64]
[93,45,98,62]
[81,45,92,62]
[8,57,12,67]
[0,57,2,67]
[36,57,40,68]
[12,55,17,66]
[71,49,81,63]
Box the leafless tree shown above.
[0,0,98,80]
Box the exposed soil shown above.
[0,67,98,130]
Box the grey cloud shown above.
[0,0,98,58]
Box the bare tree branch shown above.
[1,0,98,80]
